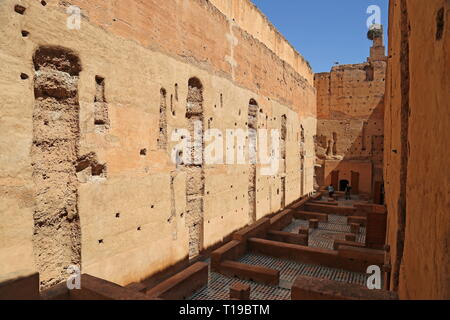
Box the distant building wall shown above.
[314,36,386,196]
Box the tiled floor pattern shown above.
[239,253,369,286]
[189,253,369,300]
[283,215,366,249]
[190,270,290,300]
[190,207,369,300]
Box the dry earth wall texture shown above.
[384,0,449,299]
[314,38,386,195]
[0,0,316,288]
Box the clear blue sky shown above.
[251,0,389,73]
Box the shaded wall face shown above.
[385,0,449,300]
[314,54,386,194]
[0,0,316,287]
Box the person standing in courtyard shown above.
[328,184,335,198]
[345,184,352,200]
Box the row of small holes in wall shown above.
[204,176,280,195]
[207,187,282,201]
[16,3,47,79]
[166,86,279,132]
[212,95,276,121]
[203,169,250,195]
[15,2,48,13]
[98,207,157,244]
[15,2,47,15]
[98,227,145,244]
[206,207,248,223]
[162,83,261,119]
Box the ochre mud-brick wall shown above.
[0,0,316,289]
[384,0,449,300]
[314,35,386,194]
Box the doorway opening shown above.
[339,179,349,191]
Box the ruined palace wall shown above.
[314,55,386,193]
[65,0,316,120]
[209,0,314,85]
[0,0,316,287]
[384,0,403,298]
[315,62,385,163]
[384,0,449,299]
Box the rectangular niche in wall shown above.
[32,46,82,289]
[184,77,205,259]
[158,88,168,149]
[364,65,374,81]
[248,99,258,223]
[94,75,109,133]
[300,125,305,195]
[281,115,287,207]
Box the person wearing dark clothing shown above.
[345,185,352,200]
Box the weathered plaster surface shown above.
[314,40,386,194]
[385,0,449,300]
[0,0,316,287]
